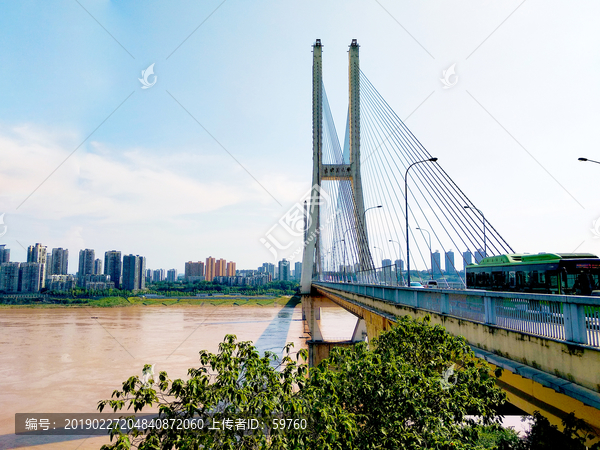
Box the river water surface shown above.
[0,302,357,449]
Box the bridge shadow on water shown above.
[253,295,302,361]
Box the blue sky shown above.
[1,0,600,273]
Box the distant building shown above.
[0,262,20,292]
[145,268,152,284]
[50,248,69,275]
[432,251,442,276]
[215,259,227,277]
[474,248,486,264]
[27,243,47,288]
[463,251,473,270]
[394,259,404,271]
[0,245,10,263]
[80,274,114,290]
[153,269,165,282]
[205,257,216,282]
[185,261,204,281]
[381,259,393,284]
[294,261,302,281]
[138,256,146,290]
[166,269,177,282]
[20,262,42,292]
[46,274,75,292]
[78,249,95,286]
[445,250,455,274]
[104,251,122,289]
[278,259,290,281]
[226,261,236,277]
[123,255,145,291]
[94,258,103,275]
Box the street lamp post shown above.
[406,158,438,286]
[579,157,600,165]
[464,206,486,257]
[388,239,405,286]
[415,228,433,280]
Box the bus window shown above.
[516,271,525,289]
[574,273,593,296]
[547,271,559,294]
[509,271,516,288]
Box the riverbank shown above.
[0,295,299,309]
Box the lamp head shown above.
[429,157,438,162]
[579,157,588,161]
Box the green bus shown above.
[465,253,600,295]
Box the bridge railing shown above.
[314,282,600,348]
[319,264,467,288]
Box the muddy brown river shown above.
[0,303,357,449]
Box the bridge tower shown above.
[300,39,372,295]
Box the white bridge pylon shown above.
[301,39,372,294]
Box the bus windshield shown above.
[560,261,600,295]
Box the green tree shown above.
[98,316,509,449]
[310,315,507,449]
[99,336,356,449]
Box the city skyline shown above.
[1,2,600,272]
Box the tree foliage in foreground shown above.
[98,315,527,449]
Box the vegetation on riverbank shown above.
[0,294,298,308]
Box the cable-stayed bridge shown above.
[300,39,600,439]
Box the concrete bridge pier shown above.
[302,292,368,367]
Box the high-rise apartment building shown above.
[462,251,473,271]
[278,259,290,281]
[50,248,69,275]
[380,259,393,284]
[205,257,216,282]
[153,269,165,282]
[226,261,236,277]
[20,263,42,292]
[432,251,442,276]
[94,258,103,275]
[445,250,455,274]
[122,254,145,291]
[0,245,10,263]
[27,243,47,288]
[261,263,275,280]
[184,261,204,280]
[294,262,302,281]
[0,262,20,292]
[138,256,146,290]
[215,259,226,277]
[166,269,177,282]
[78,249,95,277]
[474,248,486,264]
[104,251,122,289]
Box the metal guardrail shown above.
[314,282,600,348]
[319,264,466,289]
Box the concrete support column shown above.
[302,295,324,341]
[351,318,368,342]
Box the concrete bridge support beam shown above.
[302,294,324,342]
[351,318,368,342]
